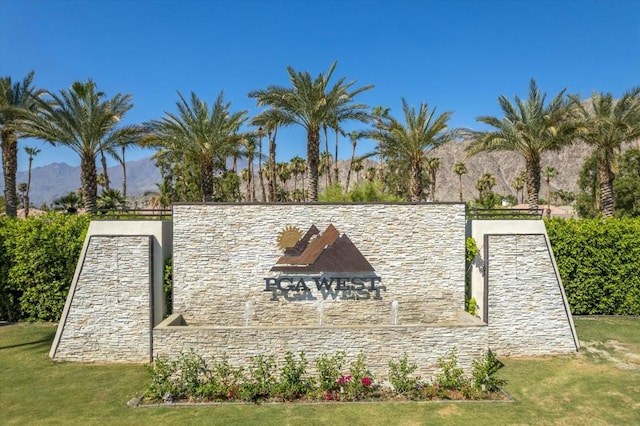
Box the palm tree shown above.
[319,151,333,189]
[542,166,557,217]
[142,91,247,202]
[240,134,257,202]
[120,145,127,198]
[512,171,526,204]
[0,71,44,217]
[249,61,373,201]
[23,145,40,218]
[372,105,391,180]
[466,79,576,211]
[255,126,267,202]
[425,157,441,201]
[345,130,364,192]
[571,87,640,217]
[322,125,333,186]
[454,161,467,202]
[266,126,278,201]
[353,159,364,184]
[97,188,127,211]
[53,191,82,214]
[276,162,292,197]
[476,173,497,207]
[365,166,377,183]
[17,182,28,209]
[289,155,306,195]
[15,79,141,213]
[369,98,458,202]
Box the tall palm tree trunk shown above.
[258,134,266,202]
[598,151,615,218]
[345,138,357,192]
[458,175,463,203]
[201,159,215,202]
[323,126,332,186]
[25,154,34,218]
[308,128,321,201]
[248,155,255,202]
[100,151,110,191]
[409,160,423,202]
[81,154,99,213]
[121,146,127,199]
[334,128,340,185]
[268,129,277,202]
[1,130,18,217]
[526,157,541,211]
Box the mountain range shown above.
[2,138,635,207]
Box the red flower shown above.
[326,392,334,400]
[361,377,372,387]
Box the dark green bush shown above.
[0,213,89,322]
[546,217,640,315]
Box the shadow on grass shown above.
[0,328,55,350]
[0,338,53,350]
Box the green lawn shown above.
[1,317,638,425]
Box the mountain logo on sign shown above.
[270,224,375,274]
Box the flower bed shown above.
[141,349,507,404]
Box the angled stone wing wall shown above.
[51,235,153,363]
[486,233,579,355]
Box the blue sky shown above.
[1,0,639,171]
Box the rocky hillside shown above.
[0,158,161,206]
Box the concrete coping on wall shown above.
[156,311,486,330]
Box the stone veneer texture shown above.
[172,203,466,326]
[486,234,578,355]
[153,320,488,378]
[52,236,153,362]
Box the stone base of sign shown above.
[154,312,487,378]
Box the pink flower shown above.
[337,375,352,384]
[361,377,372,387]
[326,392,334,400]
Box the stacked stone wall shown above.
[153,315,487,378]
[172,203,466,327]
[52,235,153,362]
[486,234,578,355]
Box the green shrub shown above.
[240,354,277,402]
[388,352,420,396]
[0,213,89,322]
[208,354,244,400]
[145,357,179,401]
[315,351,346,394]
[546,218,640,315]
[472,351,505,392]
[434,349,466,390]
[277,351,311,401]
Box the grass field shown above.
[1,317,638,425]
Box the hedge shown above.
[0,213,89,322]
[1,213,637,321]
[546,218,640,315]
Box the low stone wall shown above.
[153,313,488,378]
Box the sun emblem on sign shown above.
[277,226,303,251]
